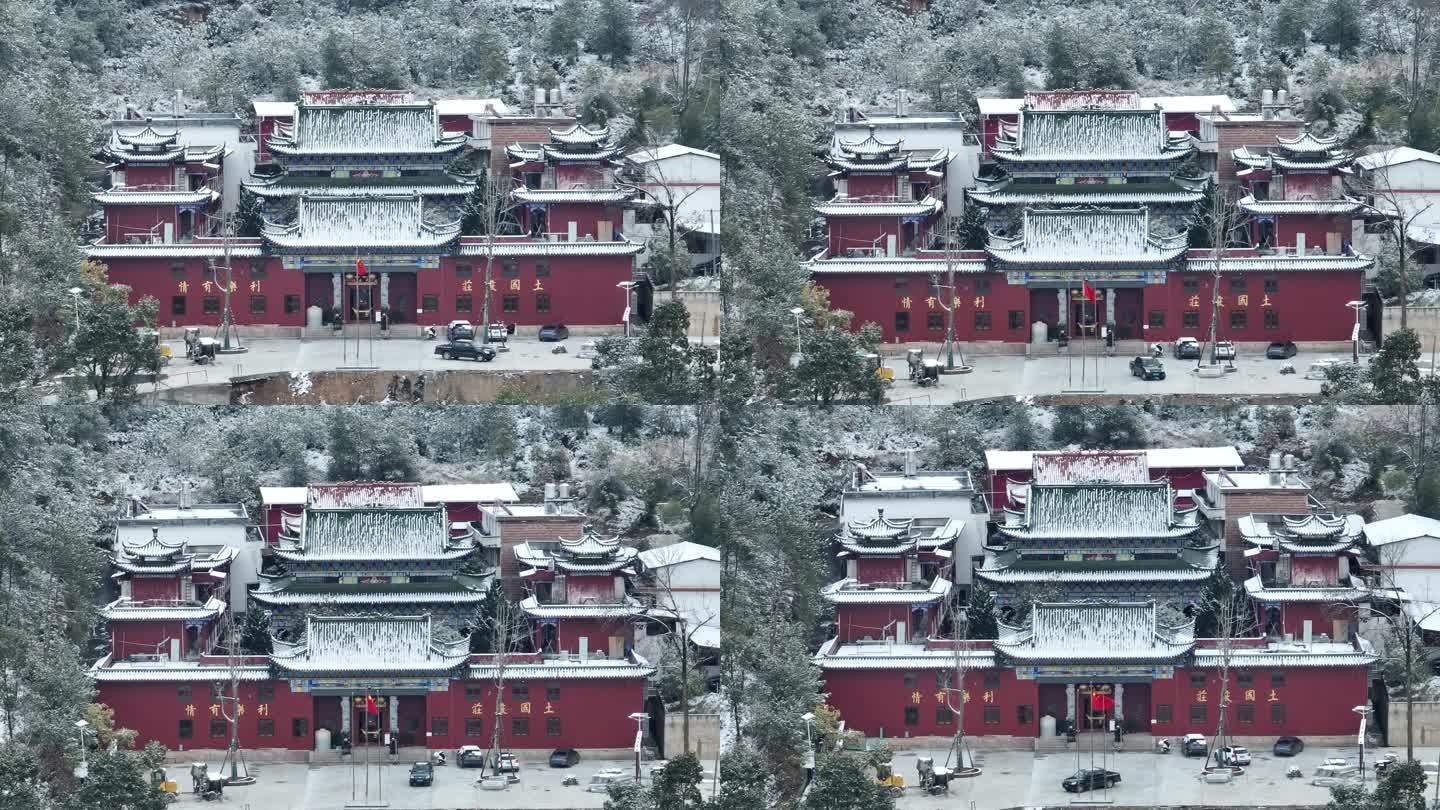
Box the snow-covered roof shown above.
[814,196,943,217]
[627,144,721,163]
[1238,196,1363,215]
[805,256,988,275]
[974,560,1215,583]
[637,542,720,568]
[86,242,266,259]
[996,601,1194,662]
[1205,470,1309,491]
[814,638,997,670]
[976,94,1235,117]
[262,195,461,250]
[968,182,1204,207]
[852,470,975,493]
[1365,513,1440,546]
[269,104,466,156]
[281,506,465,562]
[101,596,227,621]
[434,97,510,117]
[250,575,490,606]
[1276,130,1341,154]
[120,504,248,523]
[261,483,518,506]
[992,109,1192,163]
[1355,146,1440,171]
[466,654,655,680]
[311,482,424,509]
[513,187,634,204]
[90,655,271,682]
[820,577,951,605]
[1192,642,1375,669]
[986,446,1242,472]
[513,536,639,574]
[93,189,219,206]
[1243,575,1367,603]
[1033,450,1148,484]
[253,101,297,118]
[1183,255,1374,273]
[987,208,1189,266]
[114,124,179,148]
[1238,513,1364,550]
[421,483,520,503]
[272,614,470,674]
[453,239,644,257]
[998,482,1199,540]
[518,596,644,620]
[243,175,476,199]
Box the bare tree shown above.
[622,150,710,301]
[637,543,720,756]
[1353,542,1440,761]
[1194,183,1249,370]
[1353,157,1434,330]
[461,172,519,343]
[927,210,970,372]
[473,590,529,777]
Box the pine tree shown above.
[1044,22,1078,89]
[325,409,364,480]
[1189,9,1235,80]
[1004,405,1037,450]
[547,0,586,63]
[1316,0,1362,55]
[1272,0,1310,51]
[460,21,510,87]
[1050,406,1089,446]
[238,610,273,655]
[1000,60,1027,97]
[320,30,352,88]
[965,586,999,640]
[591,0,635,64]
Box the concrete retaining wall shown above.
[1387,700,1440,748]
[673,290,724,339]
[663,713,721,763]
[230,370,598,405]
[1384,307,1440,352]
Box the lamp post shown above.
[629,712,650,782]
[1353,705,1370,783]
[74,719,90,780]
[618,281,636,337]
[800,712,816,784]
[790,307,805,366]
[68,286,83,335]
[1347,300,1366,364]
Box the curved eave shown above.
[92,190,219,206]
[970,189,1203,206]
[991,149,1193,164]
[270,548,473,563]
[814,197,943,218]
[1184,256,1373,273]
[975,566,1213,583]
[243,179,476,199]
[513,188,635,204]
[268,142,467,158]
[988,247,1188,266]
[453,240,643,257]
[1239,197,1363,215]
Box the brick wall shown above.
[1215,120,1304,184]
[1222,488,1312,576]
[497,514,586,598]
[488,117,576,180]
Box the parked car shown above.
[1305,358,1344,380]
[447,320,473,340]
[1182,733,1209,757]
[434,339,496,362]
[1062,768,1121,792]
[493,751,520,774]
[1213,340,1237,361]
[1266,341,1298,359]
[549,748,581,768]
[1215,746,1251,766]
[1273,736,1305,756]
[485,323,509,344]
[458,745,486,768]
[538,323,570,342]
[408,761,434,786]
[1130,356,1166,380]
[1174,337,1201,359]
[586,767,637,793]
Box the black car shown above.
[408,762,434,787]
[1273,736,1305,756]
[458,746,486,768]
[538,324,570,342]
[549,748,581,768]
[1266,341,1298,359]
[1062,769,1121,792]
[435,339,497,361]
[1130,356,1166,380]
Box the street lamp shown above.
[1346,300,1366,364]
[74,719,90,780]
[618,281,636,337]
[790,307,805,365]
[1353,705,1371,783]
[629,712,650,782]
[800,712,816,782]
[68,287,83,335]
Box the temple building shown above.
[507,124,637,241]
[1234,130,1362,255]
[975,450,1219,612]
[95,120,228,244]
[816,127,950,259]
[87,92,645,332]
[976,92,1239,155]
[968,102,1204,229]
[513,532,654,658]
[92,481,655,755]
[1238,512,1367,638]
[984,446,1244,511]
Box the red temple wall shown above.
[1289,556,1339,585]
[814,271,1029,343]
[130,577,181,602]
[109,620,185,659]
[105,206,178,243]
[562,574,618,604]
[1282,174,1335,200]
[1257,601,1355,637]
[834,604,931,643]
[822,668,1037,738]
[856,557,906,583]
[121,165,179,188]
[845,175,899,198]
[425,678,647,751]
[1140,272,1361,343]
[1271,215,1351,253]
[438,114,471,134]
[99,679,315,752]
[1150,665,1369,737]
[826,217,903,257]
[541,202,613,240]
[256,116,289,163]
[552,618,631,655]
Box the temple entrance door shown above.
[353,702,388,744]
[1113,289,1142,339]
[1038,684,1067,734]
[1121,683,1151,731]
[178,210,195,240]
[305,274,333,324]
[1076,684,1115,731]
[387,272,417,324]
[344,278,379,324]
[397,696,425,747]
[1030,289,1058,340]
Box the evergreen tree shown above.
[1088,405,1147,449]
[591,0,635,64]
[1004,405,1037,450]
[235,190,265,238]
[325,409,365,480]
[238,610,273,655]
[805,751,896,809]
[1272,0,1310,51]
[459,21,510,87]
[1189,9,1235,80]
[1368,327,1423,403]
[74,743,171,810]
[547,0,586,63]
[965,586,999,640]
[1050,406,1089,446]
[1085,46,1133,89]
[320,30,353,88]
[1000,60,1027,97]
[1044,22,1079,89]
[1316,0,1362,55]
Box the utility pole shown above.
[218,214,236,351]
[219,604,253,786]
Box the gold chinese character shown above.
[1236,294,1249,307]
[1244,689,1255,702]
[973,296,986,309]
[202,280,214,293]
[900,296,912,309]
[497,703,508,716]
[983,690,995,703]
[185,704,196,717]
[488,279,497,291]
[1267,689,1278,702]
[962,690,971,704]
[177,281,189,294]
[544,702,555,715]
[257,704,270,717]
[910,691,922,705]
[925,296,937,310]
[1195,689,1208,703]
[229,280,238,293]
[933,691,946,704]
[461,279,474,293]
[509,279,521,292]
[249,280,261,293]
[520,702,532,715]
[1214,295,1224,307]
[237,704,246,717]
[470,702,484,716]
[1187,295,1200,308]
[1221,690,1231,706]
[952,296,962,309]
[533,280,545,292]
[209,704,220,717]
[1262,294,1273,307]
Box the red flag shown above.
[365,694,378,715]
[1089,692,1115,713]
[355,258,368,277]
[1082,279,1097,304]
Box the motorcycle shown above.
[1155,738,1171,754]
[431,750,448,766]
[422,326,438,340]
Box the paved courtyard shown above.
[879,349,1342,403]
[890,744,1440,809]
[166,756,655,809]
